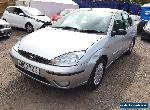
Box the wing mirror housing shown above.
[111,29,127,36]
[117,29,127,35]
[111,31,116,36]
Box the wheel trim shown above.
[129,40,134,52]
[94,63,104,85]
[26,25,33,32]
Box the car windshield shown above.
[24,8,44,16]
[52,10,112,34]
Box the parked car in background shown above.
[51,9,75,22]
[130,15,141,32]
[140,3,150,27]
[0,19,11,38]
[10,8,137,90]
[141,20,150,40]
[1,6,52,33]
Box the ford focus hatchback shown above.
[10,8,137,90]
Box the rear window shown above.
[6,7,15,13]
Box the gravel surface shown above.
[0,29,150,110]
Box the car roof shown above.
[7,6,121,13]
[7,6,37,11]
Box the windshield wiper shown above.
[37,15,45,16]
[80,29,104,34]
[53,26,79,31]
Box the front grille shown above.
[18,50,50,64]
[16,65,51,85]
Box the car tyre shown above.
[141,35,145,40]
[125,38,135,55]
[87,58,106,90]
[25,23,34,33]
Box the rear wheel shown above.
[87,58,106,90]
[25,23,34,33]
[141,35,145,40]
[125,38,135,55]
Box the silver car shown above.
[0,19,11,38]
[10,8,137,90]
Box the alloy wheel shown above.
[94,63,104,85]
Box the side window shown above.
[13,8,24,15]
[122,12,131,29]
[113,12,125,31]
[6,7,15,13]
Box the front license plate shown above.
[18,60,39,75]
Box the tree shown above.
[130,0,149,5]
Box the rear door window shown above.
[6,7,15,13]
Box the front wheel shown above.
[25,23,34,33]
[125,38,135,55]
[87,58,106,90]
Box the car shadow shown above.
[142,39,150,42]
[0,27,27,43]
[0,36,10,42]
[11,27,27,32]
[1,52,141,110]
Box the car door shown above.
[12,8,26,28]
[122,12,135,50]
[4,7,15,26]
[108,12,127,60]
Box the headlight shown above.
[49,51,85,66]
[36,19,42,22]
[35,19,45,23]
[4,25,10,28]
[13,41,20,52]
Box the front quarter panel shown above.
[77,36,112,79]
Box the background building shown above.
[0,0,15,16]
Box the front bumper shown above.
[40,21,52,29]
[0,27,11,37]
[10,48,91,89]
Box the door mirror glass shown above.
[117,29,127,35]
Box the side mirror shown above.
[111,31,116,37]
[19,13,24,16]
[117,29,127,35]
[111,29,127,36]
